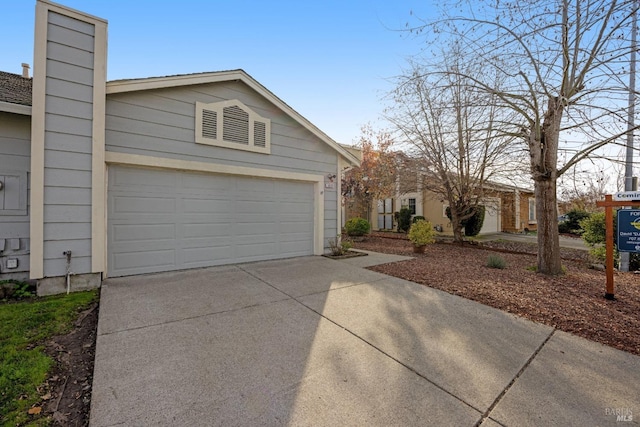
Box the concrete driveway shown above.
[90,254,639,426]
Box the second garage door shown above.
[107,166,315,277]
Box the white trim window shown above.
[195,100,271,154]
[400,197,417,215]
[528,198,536,223]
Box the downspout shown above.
[63,251,73,294]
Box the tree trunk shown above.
[534,178,562,274]
[531,96,563,275]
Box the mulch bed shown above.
[354,235,640,356]
[39,302,99,426]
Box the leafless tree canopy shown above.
[387,45,525,241]
[404,0,638,273]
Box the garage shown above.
[107,165,315,277]
[479,198,500,235]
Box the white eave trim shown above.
[106,70,361,167]
[0,101,32,116]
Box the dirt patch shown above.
[355,236,640,356]
[40,302,99,426]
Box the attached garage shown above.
[479,198,501,235]
[107,165,316,277]
[13,3,359,293]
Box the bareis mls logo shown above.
[605,407,633,422]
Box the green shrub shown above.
[408,220,436,246]
[344,217,370,236]
[486,254,507,269]
[580,212,606,246]
[396,207,412,233]
[328,235,354,256]
[412,215,426,223]
[579,211,639,270]
[0,280,35,301]
[560,209,591,234]
[464,205,486,237]
[445,205,486,236]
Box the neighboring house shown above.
[370,183,536,235]
[0,1,359,294]
[341,150,537,235]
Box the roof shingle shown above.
[0,71,32,106]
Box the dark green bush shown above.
[464,205,486,237]
[344,217,371,236]
[560,209,590,234]
[445,205,486,236]
[412,215,426,223]
[396,207,412,233]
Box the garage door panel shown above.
[236,242,277,257]
[112,223,176,242]
[182,198,234,213]
[182,246,233,265]
[280,240,313,255]
[280,231,313,241]
[235,233,277,245]
[112,195,176,214]
[114,249,176,271]
[182,223,233,238]
[108,166,315,277]
[236,213,279,223]
[281,222,313,233]
[181,173,234,190]
[233,223,274,235]
[280,201,312,212]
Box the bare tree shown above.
[387,51,521,242]
[408,0,639,274]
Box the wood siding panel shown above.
[42,13,96,277]
[48,11,96,36]
[45,77,93,103]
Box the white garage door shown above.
[479,198,500,235]
[107,166,315,277]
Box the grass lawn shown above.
[0,290,98,426]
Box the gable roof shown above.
[0,71,32,115]
[107,69,360,166]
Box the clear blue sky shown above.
[1,0,436,146]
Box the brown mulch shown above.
[354,235,640,356]
[39,302,99,426]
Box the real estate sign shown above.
[617,209,640,253]
[614,191,640,201]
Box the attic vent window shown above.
[202,109,217,139]
[196,100,271,154]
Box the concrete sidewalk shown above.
[91,255,639,426]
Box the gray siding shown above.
[0,113,31,277]
[105,81,340,248]
[42,11,95,277]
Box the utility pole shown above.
[621,0,638,272]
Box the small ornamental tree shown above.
[342,125,397,224]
